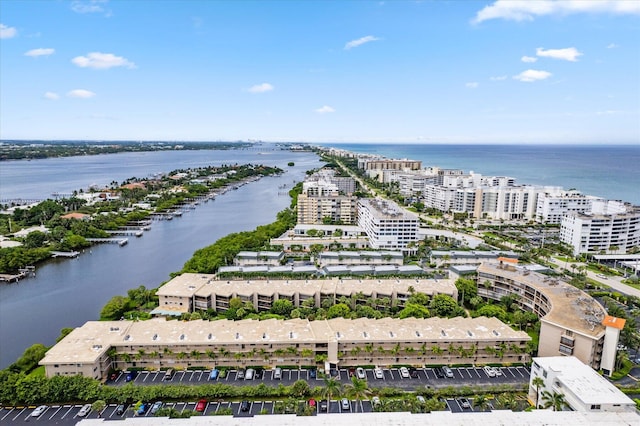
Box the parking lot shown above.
[0,366,530,424]
[109,365,530,391]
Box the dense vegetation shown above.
[0,164,281,274]
[0,140,251,161]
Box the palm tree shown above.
[531,376,545,408]
[343,376,372,410]
[320,376,342,411]
[541,390,568,411]
[473,394,490,411]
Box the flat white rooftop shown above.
[76,410,640,425]
[534,356,635,406]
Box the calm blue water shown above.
[319,144,640,205]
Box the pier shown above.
[86,238,128,246]
[51,251,80,258]
[106,229,144,237]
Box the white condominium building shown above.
[535,190,600,224]
[529,356,635,412]
[357,198,419,251]
[560,201,640,255]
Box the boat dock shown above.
[51,251,80,258]
[87,238,128,246]
[106,229,144,237]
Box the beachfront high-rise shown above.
[357,198,419,251]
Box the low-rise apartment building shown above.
[528,356,635,412]
[477,261,623,375]
[234,251,284,266]
[41,316,529,379]
[156,274,457,314]
[318,250,404,266]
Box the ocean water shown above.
[319,144,640,205]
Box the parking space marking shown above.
[13,407,27,421]
[48,406,63,420]
[456,369,465,379]
[178,371,186,382]
[1,408,14,421]
[58,405,74,420]
[198,371,204,380]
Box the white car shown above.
[493,367,503,376]
[416,395,426,404]
[78,404,92,417]
[399,367,410,378]
[31,406,47,417]
[483,366,496,377]
[356,367,366,379]
[374,368,384,379]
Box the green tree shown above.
[290,379,311,397]
[430,294,465,318]
[327,303,351,319]
[455,278,477,304]
[541,390,568,411]
[14,343,48,373]
[92,400,106,417]
[271,299,294,316]
[397,303,430,319]
[343,376,371,406]
[23,231,48,249]
[532,376,545,408]
[320,376,342,406]
[100,295,130,320]
[474,305,508,322]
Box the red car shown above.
[195,399,207,412]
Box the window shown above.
[590,404,601,410]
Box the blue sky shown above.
[1,0,639,144]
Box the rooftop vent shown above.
[235,332,240,340]
[363,331,369,338]
[289,332,294,339]
[336,332,341,338]
[467,331,473,337]
[415,331,421,337]
[152,334,158,341]
[124,335,131,341]
[262,333,268,339]
[109,327,120,332]
[440,330,447,337]
[207,333,213,340]
[492,330,500,336]
[389,331,395,338]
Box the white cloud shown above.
[67,89,96,98]
[472,0,640,24]
[466,82,479,89]
[25,48,55,57]
[607,43,618,49]
[490,75,508,81]
[513,69,552,82]
[247,83,274,93]
[0,24,17,39]
[521,55,538,63]
[344,35,380,50]
[44,92,60,100]
[71,0,108,14]
[315,105,335,114]
[72,52,135,69]
[536,47,582,61]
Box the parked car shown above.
[493,367,503,376]
[416,395,426,404]
[320,400,328,412]
[31,406,47,417]
[109,372,118,381]
[78,404,92,417]
[409,367,419,378]
[341,398,351,410]
[136,403,147,416]
[116,404,127,415]
[245,368,255,380]
[374,368,384,379]
[195,399,207,412]
[125,371,138,382]
[442,366,454,378]
[309,369,317,379]
[163,368,175,381]
[483,366,496,377]
[273,367,282,379]
[209,368,219,380]
[348,368,356,377]
[356,367,366,379]
[459,397,471,409]
[371,396,381,407]
[150,401,163,415]
[240,400,250,412]
[255,369,263,379]
[399,367,410,378]
[237,369,245,379]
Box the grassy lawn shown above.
[27,366,45,378]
